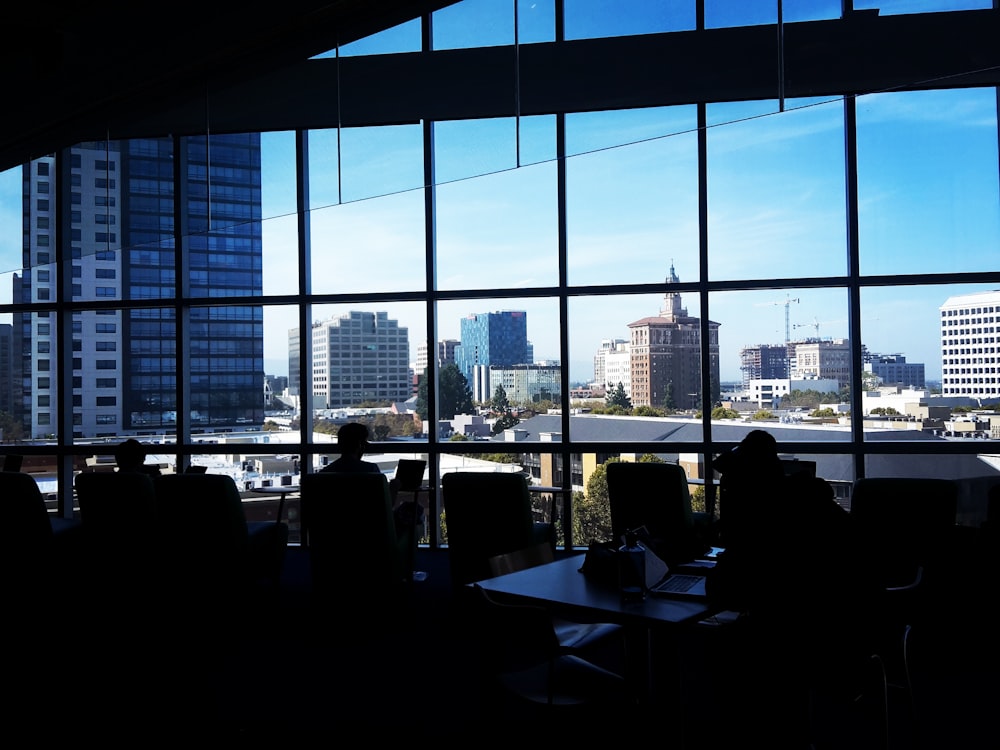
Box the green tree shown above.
[752,409,774,420]
[606,382,632,410]
[0,411,25,443]
[489,384,520,435]
[662,382,677,412]
[571,458,619,545]
[810,407,837,418]
[870,407,899,416]
[415,363,474,420]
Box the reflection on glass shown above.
[570,289,712,420]
[340,124,424,203]
[707,98,847,281]
[566,106,699,286]
[856,88,1000,277]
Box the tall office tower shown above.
[627,263,719,410]
[940,290,1000,398]
[870,354,925,389]
[310,311,410,409]
[17,135,263,439]
[454,310,529,387]
[739,343,789,389]
[790,338,851,388]
[593,338,627,386]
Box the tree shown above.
[752,409,774,420]
[862,370,881,391]
[415,363,474,420]
[489,384,520,435]
[0,411,25,443]
[870,407,899,416]
[571,458,618,545]
[662,381,677,412]
[606,382,632,410]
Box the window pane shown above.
[307,303,421,439]
[854,0,992,16]
[707,97,848,281]
[436,299,559,440]
[706,0,776,28]
[260,131,301,296]
[856,88,1000,277]
[433,0,514,50]
[436,117,558,292]
[570,289,713,424]
[566,106,699,286]
[712,287,851,438]
[565,0,695,39]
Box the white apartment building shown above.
[940,290,1000,399]
[593,338,626,386]
[604,343,632,397]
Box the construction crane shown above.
[755,294,800,346]
[792,317,844,338]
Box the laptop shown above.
[648,571,709,599]
[393,459,427,492]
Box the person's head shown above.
[114,438,146,471]
[336,422,370,457]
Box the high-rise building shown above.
[604,343,632,397]
[627,263,719,411]
[454,310,529,388]
[739,343,789,389]
[17,136,264,438]
[309,311,410,409]
[940,290,1000,398]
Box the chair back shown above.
[442,471,537,588]
[75,470,158,536]
[393,459,427,493]
[606,461,698,564]
[849,477,958,590]
[300,472,404,598]
[0,471,54,563]
[152,473,251,592]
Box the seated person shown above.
[114,438,161,476]
[320,422,381,474]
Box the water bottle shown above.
[618,530,646,602]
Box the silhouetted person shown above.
[706,429,880,748]
[113,438,161,476]
[321,422,381,474]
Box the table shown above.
[249,484,299,524]
[474,554,715,717]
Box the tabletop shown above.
[474,554,712,628]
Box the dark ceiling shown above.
[0,1,458,173]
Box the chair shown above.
[74,470,160,597]
[441,471,552,590]
[152,473,288,599]
[606,460,704,565]
[300,471,409,612]
[471,582,633,726]
[0,471,56,587]
[848,477,959,693]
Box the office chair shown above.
[441,471,552,590]
[606,460,705,565]
[300,471,410,617]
